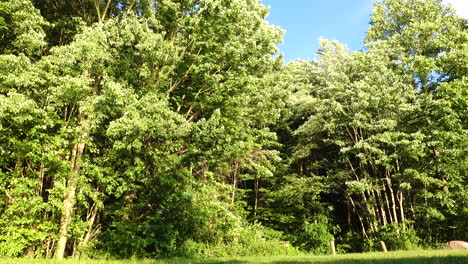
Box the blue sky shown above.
[261,0,468,62]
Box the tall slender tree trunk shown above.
[361,191,377,233]
[56,115,88,260]
[370,190,381,224]
[409,193,416,226]
[382,183,394,224]
[346,200,352,232]
[397,189,405,230]
[231,161,239,204]
[376,190,388,226]
[254,174,259,217]
[349,197,368,239]
[74,203,100,259]
[38,161,45,197]
[45,237,55,258]
[385,170,399,225]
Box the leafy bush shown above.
[358,224,421,252]
[336,232,366,253]
[180,223,300,258]
[377,224,420,251]
[292,215,334,254]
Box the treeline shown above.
[0,0,466,259]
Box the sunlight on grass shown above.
[1,249,467,264]
[154,249,468,264]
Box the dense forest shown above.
[0,0,466,260]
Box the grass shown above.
[0,249,467,264]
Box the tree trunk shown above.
[380,240,388,252]
[370,190,383,227]
[330,240,336,255]
[376,190,388,226]
[38,161,45,197]
[382,182,394,224]
[349,197,368,239]
[361,190,377,233]
[385,170,399,225]
[231,161,239,204]
[397,189,405,230]
[26,246,35,258]
[409,193,416,225]
[74,203,100,259]
[254,174,259,217]
[45,211,57,258]
[45,237,55,258]
[56,115,88,260]
[346,200,352,232]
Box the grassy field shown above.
[0,249,467,264]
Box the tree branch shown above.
[101,0,112,22]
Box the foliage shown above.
[373,224,420,251]
[1,0,288,259]
[260,0,467,254]
[180,223,299,258]
[0,0,47,56]
[295,215,335,254]
[0,0,466,259]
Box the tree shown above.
[281,39,424,250]
[365,0,467,244]
[277,0,467,251]
[0,0,47,57]
[365,0,467,91]
[1,0,286,258]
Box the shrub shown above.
[291,215,334,254]
[377,224,420,251]
[179,223,301,258]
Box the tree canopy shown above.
[0,0,466,259]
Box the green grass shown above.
[1,250,467,264]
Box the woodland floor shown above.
[1,249,467,264]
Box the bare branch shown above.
[101,0,113,22]
[93,0,102,22]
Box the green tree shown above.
[0,0,47,57]
[1,0,286,259]
[282,39,422,250]
[277,0,467,251]
[365,0,467,244]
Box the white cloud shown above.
[443,0,468,18]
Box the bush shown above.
[361,224,420,252]
[179,223,301,258]
[291,215,334,254]
[377,224,420,251]
[336,231,366,253]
